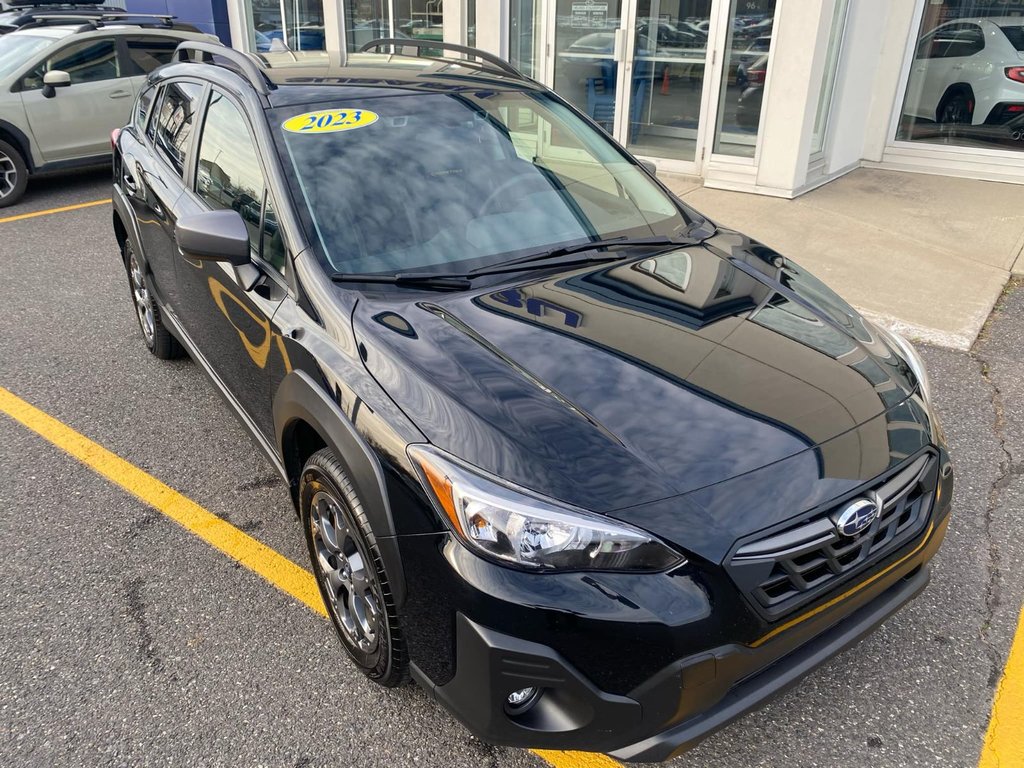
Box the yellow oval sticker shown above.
[282,109,379,134]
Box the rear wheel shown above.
[0,139,28,209]
[124,239,183,359]
[938,90,973,129]
[300,448,408,687]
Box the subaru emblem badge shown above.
[834,497,878,538]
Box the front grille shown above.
[727,451,939,621]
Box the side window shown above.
[22,37,120,89]
[124,36,179,75]
[153,80,204,177]
[134,84,156,133]
[195,90,267,259]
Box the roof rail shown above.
[358,38,529,81]
[174,40,273,95]
[21,12,180,29]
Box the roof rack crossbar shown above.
[358,38,528,81]
[174,41,273,95]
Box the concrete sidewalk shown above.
[662,168,1022,350]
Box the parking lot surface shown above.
[2,172,1023,767]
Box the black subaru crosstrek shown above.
[110,40,954,761]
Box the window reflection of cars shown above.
[736,54,768,131]
[905,17,1024,127]
[636,19,706,52]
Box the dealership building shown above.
[24,0,1023,197]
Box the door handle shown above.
[122,173,137,193]
[109,90,131,99]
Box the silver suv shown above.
[0,16,216,206]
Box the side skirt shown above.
[160,307,289,481]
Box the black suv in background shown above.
[110,40,953,761]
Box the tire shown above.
[938,89,973,127]
[300,448,409,687]
[0,139,28,209]
[123,238,184,359]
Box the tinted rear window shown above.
[1001,25,1024,51]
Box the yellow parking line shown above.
[0,385,621,768]
[0,198,111,224]
[0,385,324,616]
[533,751,623,768]
[979,606,1024,768]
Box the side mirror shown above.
[639,159,658,177]
[42,69,71,99]
[175,210,251,267]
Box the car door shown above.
[130,79,206,314]
[18,35,136,163]
[174,87,289,439]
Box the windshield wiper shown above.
[330,272,472,291]
[467,236,686,276]
[330,237,690,290]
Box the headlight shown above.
[876,325,931,401]
[408,445,685,572]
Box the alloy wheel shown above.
[128,247,155,345]
[310,490,382,653]
[0,150,17,200]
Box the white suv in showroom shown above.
[904,17,1024,127]
[0,15,215,207]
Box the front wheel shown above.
[300,448,409,686]
[0,139,28,209]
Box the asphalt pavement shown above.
[1,171,1023,767]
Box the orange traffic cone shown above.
[661,66,670,95]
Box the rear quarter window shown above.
[124,36,180,75]
[1001,25,1024,52]
[134,84,156,133]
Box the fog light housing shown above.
[505,686,541,715]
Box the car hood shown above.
[352,230,924,555]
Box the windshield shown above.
[0,34,51,80]
[270,89,696,276]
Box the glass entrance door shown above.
[552,0,627,137]
[625,0,713,163]
[547,0,718,170]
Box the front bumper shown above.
[413,517,947,761]
[399,453,953,761]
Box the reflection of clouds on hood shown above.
[470,314,811,495]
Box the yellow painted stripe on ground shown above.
[0,198,111,224]
[0,385,619,768]
[979,605,1024,768]
[0,385,325,616]
[532,750,623,768]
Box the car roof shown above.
[191,50,543,107]
[7,20,204,36]
[4,24,75,39]
[942,17,1024,26]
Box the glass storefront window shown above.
[712,0,776,158]
[395,0,445,45]
[250,0,325,51]
[346,0,391,51]
[811,0,849,155]
[898,1,1024,150]
[509,0,538,78]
